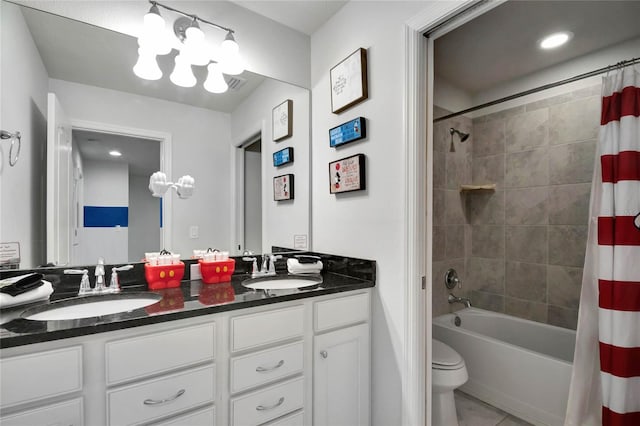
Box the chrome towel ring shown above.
[1,130,21,166]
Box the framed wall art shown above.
[330,48,368,114]
[273,174,294,201]
[273,147,294,167]
[272,99,293,141]
[329,154,366,194]
[329,117,366,148]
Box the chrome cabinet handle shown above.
[256,359,285,372]
[143,389,186,405]
[256,397,285,411]
[320,350,328,358]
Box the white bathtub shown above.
[433,308,576,426]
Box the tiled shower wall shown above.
[432,85,600,329]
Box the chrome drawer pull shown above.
[256,397,285,411]
[256,359,285,372]
[143,389,186,405]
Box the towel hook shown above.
[1,130,21,166]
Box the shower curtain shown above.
[565,65,640,426]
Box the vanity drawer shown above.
[231,305,304,352]
[314,292,369,332]
[152,405,215,425]
[265,410,304,426]
[0,397,83,426]
[230,377,304,426]
[231,341,303,393]
[0,346,82,408]
[107,364,215,426]
[106,323,215,385]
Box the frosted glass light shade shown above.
[138,5,172,55]
[170,54,196,87]
[133,48,162,80]
[182,25,210,66]
[204,63,228,93]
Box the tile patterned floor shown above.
[455,390,533,426]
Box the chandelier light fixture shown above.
[133,0,244,93]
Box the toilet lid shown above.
[433,339,463,367]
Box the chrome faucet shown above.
[65,258,133,295]
[448,293,472,308]
[243,254,282,278]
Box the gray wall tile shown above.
[505,261,547,302]
[467,190,505,225]
[505,188,548,225]
[434,121,451,153]
[433,150,446,189]
[473,119,505,157]
[433,226,446,261]
[548,265,583,310]
[548,306,579,330]
[505,297,548,323]
[549,140,597,184]
[506,226,547,263]
[467,257,505,294]
[506,108,549,153]
[549,96,600,144]
[471,290,504,313]
[548,225,588,267]
[505,148,549,188]
[445,225,466,259]
[472,226,505,258]
[433,189,445,226]
[549,183,591,225]
[447,152,472,190]
[445,190,466,225]
[473,154,504,187]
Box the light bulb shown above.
[182,22,210,66]
[221,32,239,55]
[539,31,573,49]
[133,48,162,80]
[170,54,196,87]
[219,32,244,75]
[204,63,228,93]
[137,4,172,55]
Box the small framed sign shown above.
[330,48,368,114]
[272,99,293,141]
[330,117,366,148]
[273,174,294,201]
[329,154,366,194]
[273,147,294,167]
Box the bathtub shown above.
[433,308,576,426]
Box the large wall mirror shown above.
[0,1,311,269]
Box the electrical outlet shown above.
[190,225,199,239]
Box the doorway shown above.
[243,138,262,254]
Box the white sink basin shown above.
[21,292,162,321]
[242,275,322,290]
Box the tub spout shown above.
[448,293,471,308]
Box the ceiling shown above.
[74,130,160,176]
[232,0,347,35]
[434,0,640,95]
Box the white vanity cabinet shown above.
[313,292,371,426]
[0,288,372,426]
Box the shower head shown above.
[449,127,470,152]
[450,128,470,142]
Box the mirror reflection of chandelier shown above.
[133,0,244,94]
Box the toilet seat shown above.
[433,339,465,370]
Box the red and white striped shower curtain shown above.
[565,65,640,426]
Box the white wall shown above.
[18,0,311,88]
[78,160,129,264]
[231,79,310,252]
[129,174,160,263]
[0,1,49,268]
[310,2,429,425]
[49,79,233,256]
[434,75,473,113]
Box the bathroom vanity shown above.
[0,253,374,426]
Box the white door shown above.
[243,139,262,254]
[313,323,370,426]
[46,93,73,266]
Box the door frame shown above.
[69,119,172,252]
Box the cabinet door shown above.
[313,323,370,426]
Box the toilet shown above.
[432,339,468,426]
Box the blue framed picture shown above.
[273,147,294,167]
[330,117,366,148]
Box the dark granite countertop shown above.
[0,252,375,349]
